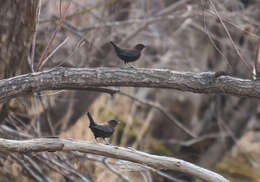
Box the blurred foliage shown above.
[217,153,260,182]
[1,0,260,181]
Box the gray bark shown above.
[0,138,230,182]
[0,67,259,103]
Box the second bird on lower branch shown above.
[87,112,119,144]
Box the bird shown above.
[110,41,145,68]
[87,112,119,144]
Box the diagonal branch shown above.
[0,67,260,103]
[0,138,229,182]
[119,92,197,138]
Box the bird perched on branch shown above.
[110,41,145,68]
[87,112,119,144]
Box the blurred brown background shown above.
[0,0,260,181]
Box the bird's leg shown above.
[93,137,98,143]
[126,63,136,69]
[103,138,110,145]
[120,61,126,68]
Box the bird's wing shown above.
[92,125,114,133]
[117,49,139,58]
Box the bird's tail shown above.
[87,112,96,127]
[110,41,120,51]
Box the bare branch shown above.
[0,67,259,103]
[10,154,48,182]
[103,158,133,182]
[37,1,71,71]
[30,0,41,72]
[0,138,229,182]
[38,37,69,70]
[207,0,253,75]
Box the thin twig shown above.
[36,153,77,181]
[207,0,253,76]
[141,165,188,182]
[10,154,46,182]
[39,153,92,182]
[55,153,93,182]
[39,0,119,24]
[31,0,42,72]
[103,158,133,182]
[161,133,229,146]
[59,0,62,18]
[195,9,234,71]
[37,0,71,71]
[118,92,197,138]
[38,37,69,70]
[24,155,53,182]
[0,125,32,139]
[38,95,56,135]
[121,0,190,45]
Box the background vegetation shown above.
[0,0,259,181]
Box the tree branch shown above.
[0,138,229,182]
[0,67,259,103]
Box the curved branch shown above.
[0,67,259,103]
[0,138,229,182]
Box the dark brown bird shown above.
[110,41,145,67]
[87,112,119,143]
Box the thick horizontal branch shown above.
[0,67,259,102]
[0,138,229,182]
